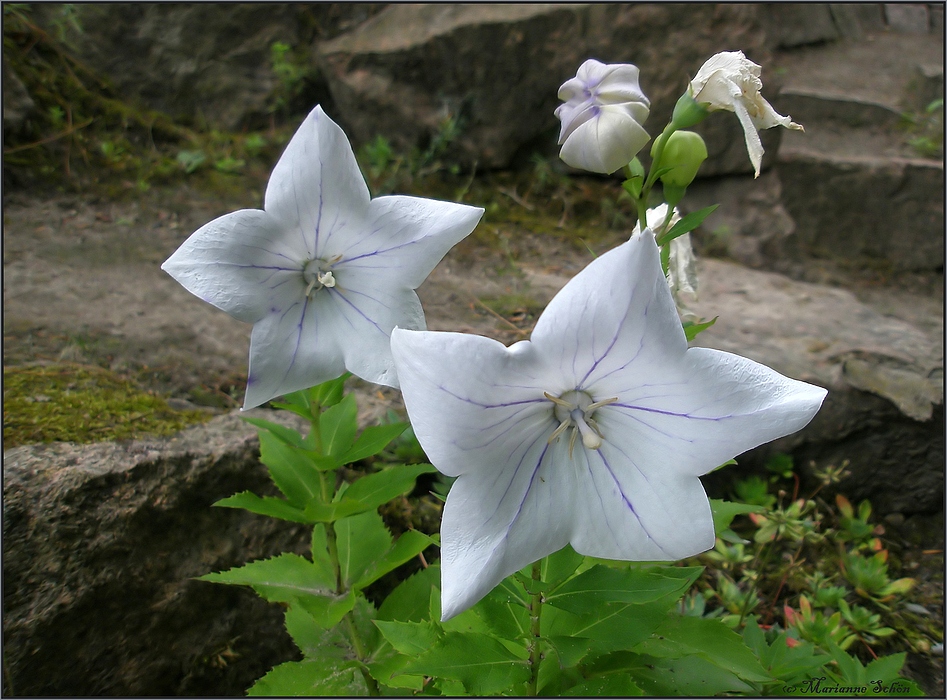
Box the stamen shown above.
[318,271,336,288]
[548,418,571,444]
[584,396,619,415]
[573,412,603,450]
[544,391,574,409]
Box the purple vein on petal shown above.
[275,296,310,390]
[434,383,548,411]
[596,449,672,557]
[311,153,325,257]
[328,288,387,336]
[456,404,551,451]
[608,405,698,443]
[579,298,649,390]
[613,403,735,421]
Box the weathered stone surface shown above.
[761,3,840,47]
[687,259,944,513]
[777,150,944,272]
[2,410,311,696]
[32,3,386,130]
[317,3,772,171]
[884,3,931,33]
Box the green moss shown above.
[3,363,211,447]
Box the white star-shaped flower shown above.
[689,51,803,177]
[162,106,483,408]
[391,231,826,619]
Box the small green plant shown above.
[903,98,944,158]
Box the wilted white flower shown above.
[633,204,697,302]
[555,59,651,174]
[162,106,483,408]
[689,51,803,177]
[391,231,826,619]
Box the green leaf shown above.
[296,588,357,629]
[742,617,828,684]
[475,587,530,641]
[304,497,371,523]
[711,499,763,536]
[248,657,367,696]
[546,634,594,668]
[258,430,323,507]
[374,619,441,656]
[683,316,718,341]
[403,631,530,695]
[343,463,437,512]
[199,553,334,602]
[656,203,719,246]
[564,673,645,696]
[310,373,349,408]
[544,598,675,659]
[622,176,643,200]
[338,423,409,464]
[622,652,756,695]
[356,529,436,590]
[336,510,392,588]
[634,615,772,684]
[377,565,439,623]
[240,415,306,448]
[319,393,358,458]
[545,565,693,615]
[214,491,311,523]
[541,545,585,589]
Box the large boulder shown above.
[317,3,774,172]
[2,410,310,696]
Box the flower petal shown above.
[602,347,826,476]
[439,436,575,620]
[531,231,686,395]
[570,444,715,560]
[391,329,553,477]
[341,195,483,290]
[559,105,650,174]
[264,105,371,260]
[161,209,303,323]
[243,294,346,408]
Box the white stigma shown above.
[303,259,339,297]
[544,390,618,455]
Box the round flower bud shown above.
[653,130,708,188]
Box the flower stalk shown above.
[526,560,544,696]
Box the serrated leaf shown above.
[305,497,370,523]
[541,545,585,589]
[214,491,311,523]
[356,529,436,589]
[374,620,441,656]
[635,615,772,683]
[336,510,392,588]
[624,652,755,695]
[742,617,828,683]
[248,657,366,696]
[476,590,530,641]
[339,423,409,464]
[240,416,306,448]
[378,565,439,623]
[319,393,358,458]
[199,553,334,602]
[258,430,323,507]
[296,588,357,629]
[545,598,674,656]
[656,203,719,246]
[344,463,437,512]
[683,316,718,341]
[545,565,692,615]
[403,631,530,695]
[545,634,594,668]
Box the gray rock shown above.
[777,149,944,271]
[687,258,943,514]
[317,3,772,171]
[760,3,839,48]
[908,63,945,113]
[776,87,902,129]
[2,410,311,696]
[885,3,931,33]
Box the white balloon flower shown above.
[162,106,483,408]
[391,230,826,619]
[689,51,803,177]
[555,59,651,174]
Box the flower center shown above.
[544,389,618,455]
[303,257,340,297]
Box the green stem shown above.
[344,613,381,696]
[526,560,544,696]
[636,122,679,232]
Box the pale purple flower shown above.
[162,106,483,408]
[391,231,826,619]
[555,59,651,174]
[689,51,803,177]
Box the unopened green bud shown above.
[671,92,709,129]
[652,130,707,188]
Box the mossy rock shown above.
[3,363,211,447]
